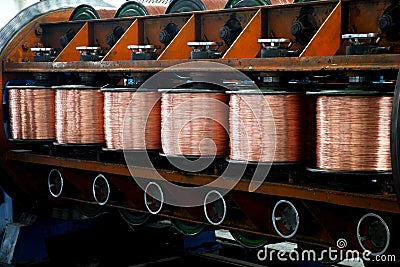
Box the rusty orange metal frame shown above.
[222,10,262,59]
[158,15,197,60]
[2,0,400,254]
[102,20,139,61]
[300,1,342,57]
[55,22,89,62]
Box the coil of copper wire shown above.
[316,92,392,172]
[55,85,104,145]
[229,91,306,163]
[8,86,56,141]
[161,90,229,156]
[103,88,161,150]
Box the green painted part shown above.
[114,1,149,17]
[230,230,270,249]
[69,4,100,20]
[119,209,151,226]
[171,219,206,236]
[165,0,206,14]
[224,0,271,9]
[76,203,102,217]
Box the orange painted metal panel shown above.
[4,10,73,63]
[222,9,262,59]
[300,2,341,57]
[102,20,139,61]
[55,22,89,62]
[158,15,196,60]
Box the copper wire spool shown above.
[55,85,104,145]
[316,93,392,172]
[161,91,229,156]
[8,86,56,140]
[103,88,161,150]
[229,92,305,163]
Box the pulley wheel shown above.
[119,209,151,226]
[76,203,102,218]
[230,230,270,249]
[171,219,206,236]
[165,0,206,13]
[224,0,270,8]
[114,1,149,17]
[69,4,100,20]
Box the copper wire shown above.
[229,93,305,162]
[56,87,104,144]
[316,95,392,171]
[161,92,229,156]
[104,91,161,150]
[9,87,55,140]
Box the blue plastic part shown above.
[0,190,13,235]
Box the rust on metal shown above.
[55,22,89,62]
[158,15,196,60]
[300,1,342,57]
[222,9,262,59]
[4,151,400,214]
[102,20,140,61]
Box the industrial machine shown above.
[1,0,400,265]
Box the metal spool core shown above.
[272,200,299,239]
[48,169,64,198]
[144,182,164,215]
[92,174,110,206]
[203,190,227,226]
[357,213,390,256]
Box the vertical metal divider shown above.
[222,8,263,59]
[102,19,140,62]
[157,14,197,60]
[299,1,342,57]
[54,22,89,62]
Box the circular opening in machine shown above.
[272,200,299,239]
[357,213,390,256]
[92,174,110,206]
[203,190,227,226]
[48,169,64,198]
[144,182,164,215]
